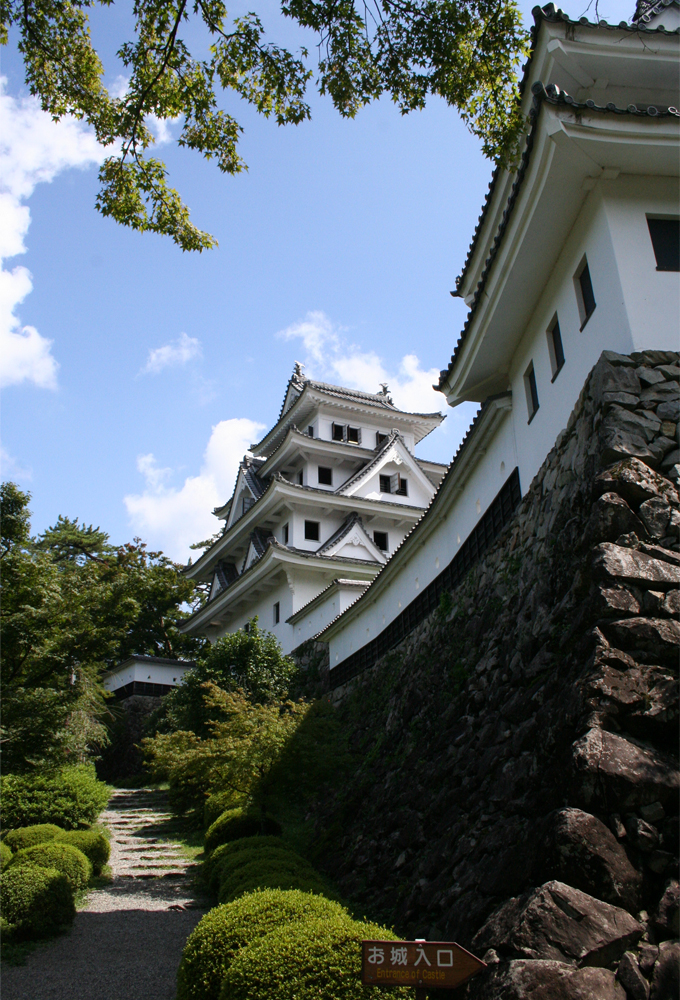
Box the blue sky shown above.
[0,0,621,559]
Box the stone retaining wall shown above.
[307,350,679,1000]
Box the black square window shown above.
[273,601,280,624]
[307,426,314,437]
[332,423,345,442]
[647,218,680,272]
[297,469,304,485]
[282,523,289,545]
[524,362,539,423]
[304,520,320,541]
[379,474,392,494]
[575,258,596,329]
[374,531,389,551]
[318,466,332,486]
[395,476,408,497]
[547,316,565,381]
[347,426,361,444]
[376,432,388,448]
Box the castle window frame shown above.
[307,425,314,437]
[375,432,388,448]
[282,523,289,545]
[304,520,320,541]
[524,361,540,424]
[373,530,389,552]
[547,315,565,382]
[647,216,680,272]
[379,474,392,494]
[273,601,280,625]
[318,466,333,486]
[297,469,304,485]
[392,474,408,497]
[242,496,255,516]
[347,426,361,444]
[574,256,596,330]
[332,422,346,442]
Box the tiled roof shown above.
[273,473,424,512]
[114,654,196,668]
[438,80,679,392]
[317,512,367,555]
[444,3,680,393]
[633,0,680,24]
[286,577,369,623]
[335,432,401,494]
[276,372,397,424]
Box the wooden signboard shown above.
[361,940,486,990]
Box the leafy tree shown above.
[154,618,297,736]
[143,683,309,814]
[1,0,529,250]
[0,482,207,773]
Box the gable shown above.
[341,436,435,506]
[318,517,387,565]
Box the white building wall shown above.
[291,584,368,648]
[328,412,518,667]
[104,661,190,693]
[327,174,679,672]
[214,577,297,652]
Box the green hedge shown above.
[217,856,329,905]
[1,765,110,830]
[55,829,110,876]
[0,843,13,871]
[220,915,412,1000]
[203,791,243,831]
[204,809,281,855]
[0,865,75,937]
[177,889,350,1000]
[205,837,289,894]
[11,843,92,892]
[2,824,64,853]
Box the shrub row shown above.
[10,843,92,892]
[2,825,110,876]
[1,841,93,938]
[203,808,281,855]
[1,764,111,830]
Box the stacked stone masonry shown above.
[306,350,679,1000]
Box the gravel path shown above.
[2,788,209,1000]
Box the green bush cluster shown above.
[11,843,92,892]
[177,889,352,1000]
[55,829,110,876]
[203,790,243,830]
[221,914,411,1000]
[204,809,281,854]
[3,824,63,853]
[1,765,110,830]
[217,851,329,905]
[0,865,75,937]
[0,842,13,871]
[204,836,284,893]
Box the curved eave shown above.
[180,542,380,635]
[257,425,381,478]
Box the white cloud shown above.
[0,77,105,390]
[140,332,202,375]
[277,310,444,416]
[124,417,265,561]
[0,444,32,482]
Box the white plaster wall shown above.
[104,662,189,692]
[328,175,679,671]
[291,584,368,648]
[328,412,518,667]
[353,460,433,507]
[214,578,297,652]
[315,406,418,453]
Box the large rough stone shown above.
[602,617,680,664]
[592,359,642,403]
[595,458,679,509]
[471,959,626,1000]
[600,411,663,466]
[592,544,680,589]
[617,951,650,1000]
[653,879,679,939]
[638,497,673,540]
[472,881,642,967]
[650,940,680,1000]
[571,728,680,811]
[536,809,641,912]
[589,493,649,543]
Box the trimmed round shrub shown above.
[212,845,305,895]
[204,809,281,854]
[177,888,350,1000]
[0,843,13,871]
[217,856,329,905]
[1,765,110,830]
[3,824,63,853]
[0,865,75,937]
[12,843,92,892]
[55,829,110,876]
[220,915,412,1000]
[205,836,288,893]
[203,790,243,830]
